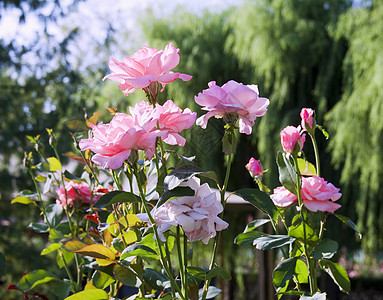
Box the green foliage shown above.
[326,2,383,250]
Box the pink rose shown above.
[103,43,192,95]
[270,176,342,213]
[300,108,315,132]
[79,110,163,169]
[195,80,269,134]
[280,126,306,154]
[56,181,97,208]
[156,100,196,146]
[141,177,228,244]
[246,157,263,178]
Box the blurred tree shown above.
[326,1,383,251]
[226,0,351,188]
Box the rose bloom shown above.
[156,100,196,146]
[280,125,306,154]
[300,108,315,132]
[195,80,269,134]
[270,176,342,213]
[79,111,164,169]
[246,157,263,178]
[139,177,228,244]
[56,181,97,208]
[103,43,192,95]
[129,100,196,147]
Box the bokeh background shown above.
[1,0,382,299]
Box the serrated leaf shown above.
[319,259,350,293]
[93,191,141,209]
[11,196,37,206]
[334,214,362,239]
[277,152,298,194]
[64,289,109,300]
[48,157,61,171]
[163,165,205,190]
[234,188,278,223]
[17,269,59,291]
[273,257,298,291]
[253,235,296,250]
[313,239,338,260]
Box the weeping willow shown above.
[326,1,383,250]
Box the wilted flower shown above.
[270,176,342,213]
[140,177,228,244]
[300,108,316,133]
[280,126,306,154]
[195,80,269,134]
[56,181,97,208]
[246,157,263,178]
[103,43,192,96]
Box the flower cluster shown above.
[270,175,342,213]
[79,100,196,169]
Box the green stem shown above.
[201,152,234,300]
[176,226,187,298]
[183,232,188,300]
[309,133,320,178]
[58,249,78,292]
[112,170,122,190]
[134,166,183,299]
[293,156,316,294]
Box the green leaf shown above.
[300,292,327,300]
[64,170,85,183]
[45,203,63,228]
[28,222,49,233]
[93,191,141,209]
[41,243,61,255]
[234,188,279,223]
[334,214,362,239]
[50,280,71,299]
[64,289,109,300]
[19,190,38,197]
[244,219,271,232]
[273,257,298,291]
[143,268,169,290]
[319,259,350,293]
[253,235,296,250]
[235,230,264,246]
[276,152,297,194]
[163,165,205,190]
[56,249,74,269]
[11,196,37,206]
[198,286,222,299]
[157,186,195,208]
[313,239,338,260]
[113,264,142,287]
[0,251,5,276]
[295,258,309,284]
[92,271,115,290]
[17,269,59,291]
[48,157,61,171]
[121,244,159,261]
[297,158,317,176]
[316,125,329,140]
[288,221,319,244]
